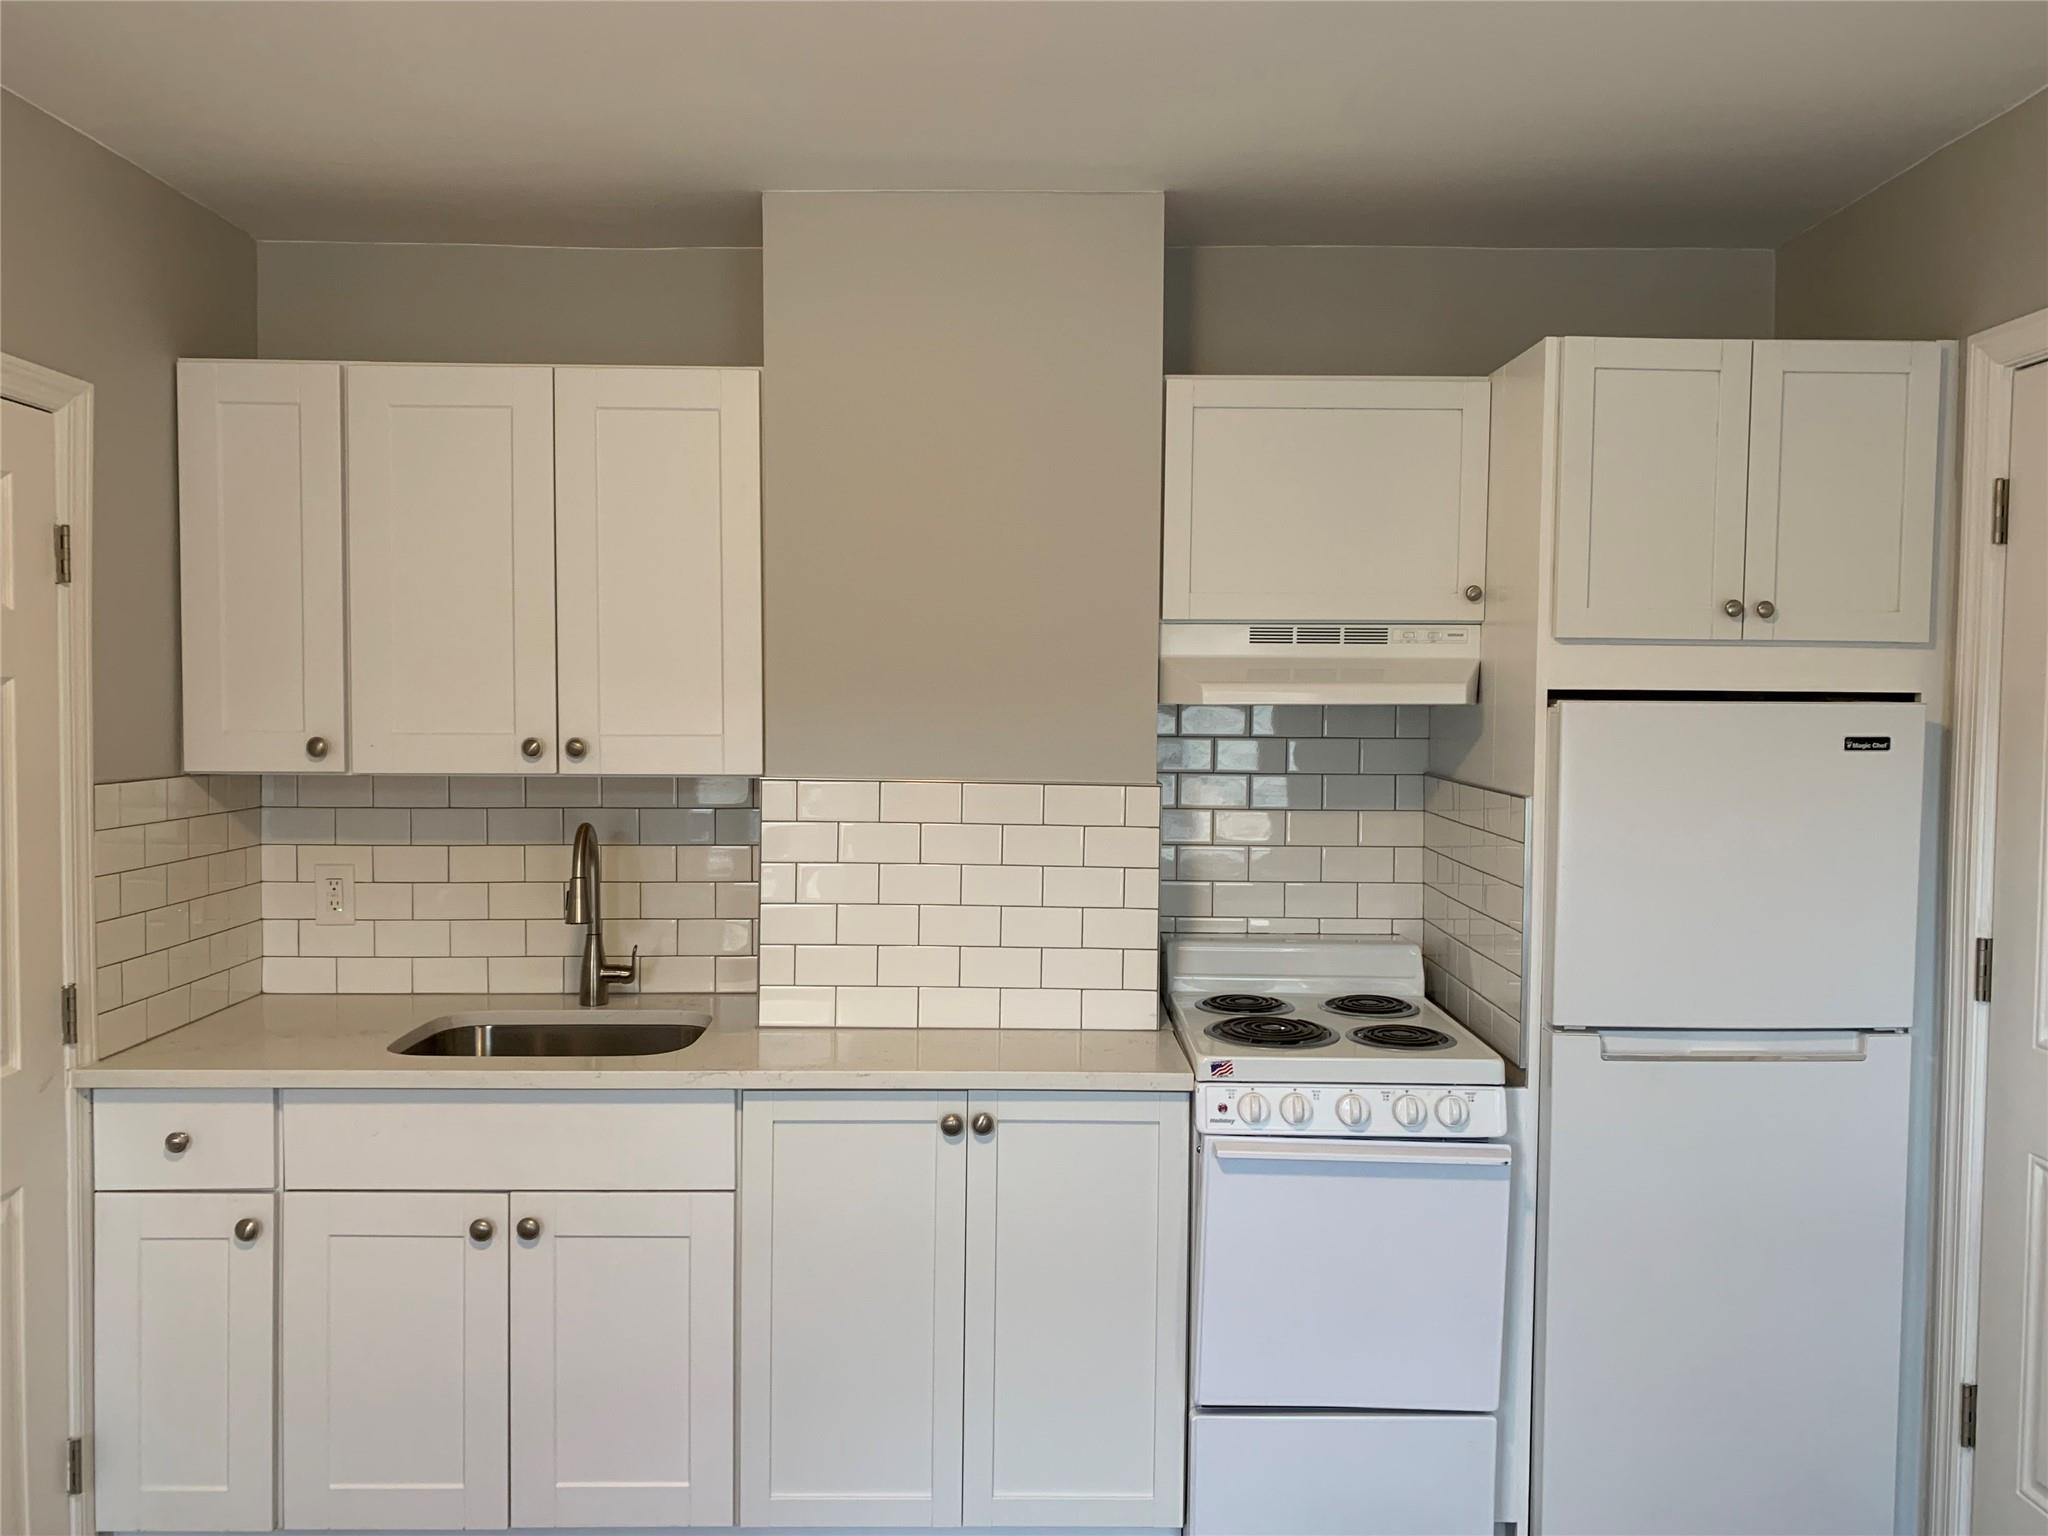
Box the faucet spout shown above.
[565,821,636,1006]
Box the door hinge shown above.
[1974,937,1994,1003]
[1992,477,2010,546]
[64,1436,82,1496]
[53,523,72,585]
[60,982,78,1046]
[1960,1383,1978,1449]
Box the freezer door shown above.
[1552,699,1925,1030]
[1536,1029,1910,1536]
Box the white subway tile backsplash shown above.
[921,822,1003,865]
[798,780,879,822]
[838,821,921,864]
[1002,824,1082,866]
[881,780,961,823]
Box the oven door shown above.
[1194,1135,1511,1410]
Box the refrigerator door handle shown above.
[1593,1029,1871,1064]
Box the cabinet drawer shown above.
[94,1090,276,1190]
[281,1090,736,1190]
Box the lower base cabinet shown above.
[740,1091,1189,1529]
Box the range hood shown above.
[1160,622,1479,706]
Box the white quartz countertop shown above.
[71,993,1195,1091]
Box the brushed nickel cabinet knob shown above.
[1463,584,1484,602]
[564,738,588,761]
[469,1217,495,1242]
[516,1216,542,1240]
[520,737,545,761]
[234,1217,261,1242]
[1723,599,1746,619]
[940,1113,964,1136]
[164,1131,191,1154]
[1754,599,1777,620]
[971,1112,995,1135]
[305,736,329,760]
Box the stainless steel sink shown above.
[390,1009,709,1058]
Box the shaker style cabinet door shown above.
[1163,377,1490,623]
[739,1092,969,1528]
[509,1192,735,1529]
[178,360,348,772]
[960,1093,1189,1529]
[281,1192,510,1531]
[1741,341,1946,644]
[553,368,762,775]
[345,365,558,774]
[94,1194,275,1532]
[1553,338,1754,641]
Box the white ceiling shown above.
[3,1,2043,249]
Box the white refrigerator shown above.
[1537,700,1924,1536]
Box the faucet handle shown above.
[601,945,640,986]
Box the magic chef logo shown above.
[1844,735,1893,752]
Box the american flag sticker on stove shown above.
[1209,1060,1234,1077]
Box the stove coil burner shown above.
[1323,993,1421,1019]
[1349,1022,1455,1051]
[1196,993,1289,1016]
[1205,1017,1337,1050]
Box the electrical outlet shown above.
[315,865,355,926]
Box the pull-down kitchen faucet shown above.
[565,821,638,1006]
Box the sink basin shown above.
[390,1010,710,1058]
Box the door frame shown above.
[1,352,97,1534]
[1928,306,2048,1533]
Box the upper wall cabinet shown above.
[178,361,763,777]
[1553,338,1948,644]
[347,365,561,774]
[554,369,762,775]
[178,361,349,772]
[1163,377,1491,624]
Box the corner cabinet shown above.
[1163,376,1490,623]
[1553,338,1949,644]
[739,1090,1189,1530]
[176,361,763,777]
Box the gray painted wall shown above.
[1,91,256,784]
[257,241,762,364]
[1777,90,2047,342]
[1167,244,1775,374]
[762,191,1164,785]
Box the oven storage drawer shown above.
[1188,1412,1496,1536]
[1194,1136,1510,1410]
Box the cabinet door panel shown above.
[740,1092,967,1528]
[1165,377,1489,622]
[1555,338,1752,640]
[281,1192,509,1530]
[1743,341,1945,643]
[511,1192,734,1529]
[94,1194,274,1531]
[555,369,762,774]
[346,365,557,773]
[961,1093,1188,1528]
[178,360,347,772]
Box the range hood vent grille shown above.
[1248,624,1391,647]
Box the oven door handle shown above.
[1210,1138,1511,1168]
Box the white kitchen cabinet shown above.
[740,1091,969,1528]
[1163,376,1490,623]
[281,1191,511,1531]
[177,361,349,772]
[94,1194,275,1532]
[554,368,762,774]
[510,1191,735,1529]
[345,364,559,774]
[961,1092,1187,1529]
[1554,337,1949,645]
[1742,341,1944,643]
[1554,338,1754,642]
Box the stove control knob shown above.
[1235,1091,1270,1126]
[1335,1093,1369,1128]
[1392,1093,1428,1130]
[1279,1092,1312,1126]
[1434,1095,1471,1130]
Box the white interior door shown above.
[961,1092,1188,1529]
[94,1194,274,1532]
[0,396,75,1536]
[739,1092,967,1529]
[554,368,761,774]
[1743,340,1945,643]
[1553,337,1752,641]
[281,1191,509,1530]
[510,1191,734,1529]
[345,365,557,773]
[177,360,347,772]
[1163,377,1490,622]
[1974,358,2048,1536]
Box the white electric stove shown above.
[1172,937,1511,1536]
